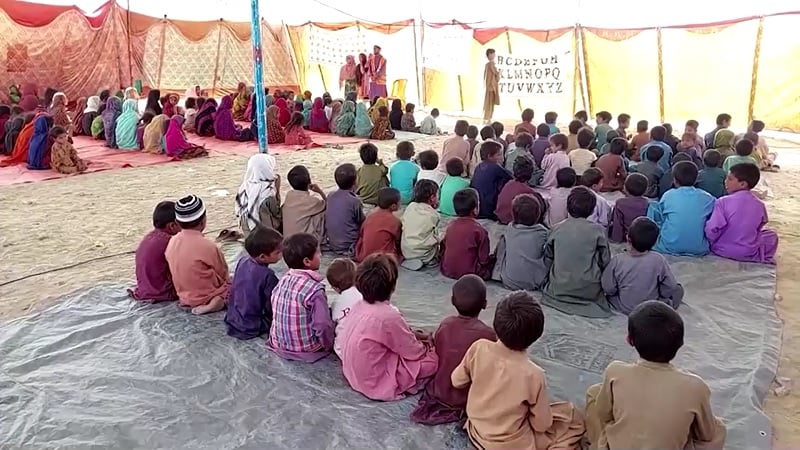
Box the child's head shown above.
[568,120,583,135]
[703,149,722,168]
[716,113,732,128]
[750,119,765,133]
[359,142,379,165]
[396,141,415,160]
[605,130,619,142]
[595,110,612,124]
[577,128,595,149]
[536,123,551,138]
[417,150,439,170]
[617,113,631,128]
[377,187,402,211]
[650,125,666,142]
[514,132,533,150]
[521,108,534,123]
[609,137,627,155]
[636,120,649,133]
[512,193,542,226]
[491,122,504,139]
[185,97,196,110]
[662,123,674,136]
[480,141,503,163]
[405,102,415,113]
[355,253,399,303]
[735,139,754,157]
[453,188,479,218]
[628,217,659,253]
[245,226,284,264]
[567,186,596,219]
[556,167,577,188]
[152,200,179,235]
[451,274,487,318]
[174,195,207,230]
[512,154,535,183]
[288,111,303,128]
[430,108,440,118]
[672,152,691,165]
[624,172,648,197]
[287,165,312,191]
[742,132,759,145]
[445,158,465,177]
[378,105,389,118]
[574,110,589,123]
[545,111,557,125]
[672,161,698,187]
[325,258,357,294]
[628,300,684,364]
[282,233,321,270]
[493,291,544,351]
[334,163,357,191]
[479,125,495,141]
[580,167,604,192]
[684,119,699,134]
[413,179,439,208]
[645,145,663,163]
[486,48,496,61]
[549,133,568,152]
[454,119,469,137]
[466,125,479,140]
[680,132,695,146]
[50,125,68,144]
[726,163,760,193]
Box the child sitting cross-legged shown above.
[595,137,627,191]
[696,149,726,198]
[580,168,612,228]
[610,173,650,243]
[339,254,438,401]
[440,120,470,171]
[441,188,494,280]
[355,187,403,262]
[325,163,365,256]
[705,163,778,264]
[130,201,180,303]
[585,301,726,449]
[494,193,549,291]
[389,141,420,205]
[602,217,684,314]
[281,165,327,241]
[410,274,496,425]
[356,142,389,206]
[165,195,230,314]
[268,233,334,362]
[453,292,586,449]
[543,187,612,318]
[438,158,470,217]
[632,145,666,199]
[470,140,512,220]
[50,126,88,174]
[495,154,536,224]
[225,226,283,340]
[401,180,441,271]
[722,138,758,173]
[648,161,715,256]
[325,258,362,358]
[417,149,445,185]
[569,128,597,175]
[546,167,576,226]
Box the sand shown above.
[0,130,797,447]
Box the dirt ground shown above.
[0,131,797,447]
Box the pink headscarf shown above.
[165,115,195,157]
[308,97,329,133]
[274,98,291,126]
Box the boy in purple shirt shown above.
[611,173,651,243]
[530,123,551,168]
[470,141,512,220]
[225,226,283,340]
[325,163,366,256]
[130,201,179,303]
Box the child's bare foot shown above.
[191,296,226,315]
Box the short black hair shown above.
[451,274,487,317]
[662,123,673,135]
[650,126,666,141]
[453,188,479,217]
[355,253,399,303]
[628,300,684,363]
[729,163,761,189]
[596,110,612,122]
[445,157,465,176]
[454,120,469,136]
[636,120,648,132]
[685,119,699,130]
[50,125,67,138]
[750,120,765,133]
[491,121,504,138]
[605,130,619,142]
[377,187,401,209]
[512,154,534,182]
[521,108,534,122]
[480,125,495,140]
[359,142,379,165]
[512,193,542,226]
[609,137,627,155]
[282,233,319,269]
[568,120,583,134]
[556,167,577,188]
[716,113,732,126]
[326,258,357,292]
[334,163,357,190]
[703,149,722,168]
[574,110,589,122]
[245,226,283,257]
[486,48,495,57]
[480,141,503,160]
[152,201,176,229]
[287,165,311,190]
[413,179,439,203]
[672,152,691,164]
[624,173,648,197]
[580,167,604,187]
[493,291,544,351]
[185,97,196,109]
[417,149,439,170]
[743,131,759,145]
[405,102,415,113]
[617,113,631,124]
[577,128,595,148]
[396,141,415,160]
[645,145,663,163]
[735,139,754,157]
[544,111,557,124]
[549,133,568,151]
[672,161,698,187]
[514,132,533,149]
[628,217,659,252]
[466,125,479,139]
[536,123,551,137]
[431,108,440,117]
[567,186,596,218]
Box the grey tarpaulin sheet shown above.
[0,226,780,449]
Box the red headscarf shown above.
[274,98,291,127]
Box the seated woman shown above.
[370,106,395,140]
[328,101,342,134]
[232,82,249,121]
[165,115,207,159]
[143,114,169,154]
[354,103,373,138]
[26,115,54,170]
[284,112,312,147]
[102,97,122,148]
[0,112,43,167]
[369,97,388,123]
[308,98,329,133]
[50,125,88,174]
[49,92,71,131]
[4,116,24,156]
[115,99,140,150]
[162,93,179,117]
[274,98,291,127]
[137,112,155,150]
[145,89,162,115]
[19,82,39,112]
[335,101,356,137]
[266,105,285,144]
[389,99,403,130]
[70,97,87,136]
[194,98,217,137]
[81,96,101,138]
[213,96,244,141]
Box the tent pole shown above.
[251,3,268,153]
[156,16,167,89]
[411,18,422,106]
[656,27,665,123]
[747,17,764,125]
[505,29,522,114]
[211,20,223,97]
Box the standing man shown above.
[368,45,388,99]
[483,48,500,123]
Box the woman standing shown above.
[339,55,358,99]
[355,53,370,100]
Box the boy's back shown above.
[439,176,470,216]
[470,161,512,220]
[601,251,683,314]
[355,209,402,262]
[282,190,326,240]
[632,161,662,198]
[696,167,726,198]
[356,164,389,205]
[649,187,715,256]
[389,159,420,204]
[132,228,177,302]
[225,256,278,339]
[441,217,492,280]
[165,230,229,307]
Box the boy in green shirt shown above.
[439,158,471,216]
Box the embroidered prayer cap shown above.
[175,195,206,223]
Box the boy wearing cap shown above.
[165,195,231,314]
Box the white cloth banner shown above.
[496,48,573,99]
[307,26,368,66]
[422,25,473,74]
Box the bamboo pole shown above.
[504,29,522,113]
[211,21,223,96]
[411,18,422,105]
[318,64,328,92]
[156,16,168,89]
[457,75,465,111]
[578,25,592,115]
[656,27,665,123]
[572,25,580,115]
[747,17,764,125]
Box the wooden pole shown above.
[318,64,328,92]
[211,21,223,96]
[156,16,167,89]
[656,27,665,123]
[572,25,580,114]
[504,29,522,113]
[457,75,465,111]
[578,26,592,115]
[747,17,764,125]
[411,19,422,105]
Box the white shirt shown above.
[417,169,446,185]
[569,148,597,175]
[588,190,612,228]
[331,286,363,358]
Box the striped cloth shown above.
[269,269,326,353]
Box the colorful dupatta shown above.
[368,97,387,123]
[143,114,169,154]
[195,98,217,137]
[266,105,285,144]
[335,101,356,137]
[308,98,329,133]
[26,115,52,170]
[274,98,291,127]
[712,129,736,159]
[0,112,43,166]
[72,97,87,135]
[115,99,140,150]
[233,82,249,121]
[328,101,343,134]
[354,102,373,137]
[214,95,240,141]
[101,97,122,148]
[49,93,71,130]
[165,115,205,158]
[301,100,312,127]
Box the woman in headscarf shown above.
[145,89,162,115]
[81,96,101,138]
[214,95,243,141]
[370,106,395,140]
[0,112,41,166]
[356,53,369,100]
[301,100,312,127]
[354,102,373,137]
[43,88,57,110]
[328,101,343,134]
[308,98,329,133]
[195,98,217,137]
[71,97,87,135]
[98,89,111,104]
[162,93,179,118]
[102,97,122,148]
[0,105,10,151]
[137,112,155,149]
[235,153,282,233]
[26,115,53,170]
[388,99,403,131]
[4,116,24,156]
[48,92,71,131]
[335,101,356,137]
[19,82,39,112]
[711,129,735,160]
[266,105,285,144]
[368,97,388,124]
[143,114,169,154]
[91,113,105,140]
[165,115,207,159]
[339,55,358,98]
[115,99,140,150]
[274,98,291,127]
[322,92,333,118]
[232,82,249,121]
[185,85,201,99]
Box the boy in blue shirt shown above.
[470,141,512,220]
[389,141,420,205]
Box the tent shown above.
[1,0,799,129]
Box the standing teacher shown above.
[368,45,388,99]
[483,48,500,123]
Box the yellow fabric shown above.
[753,15,800,132]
